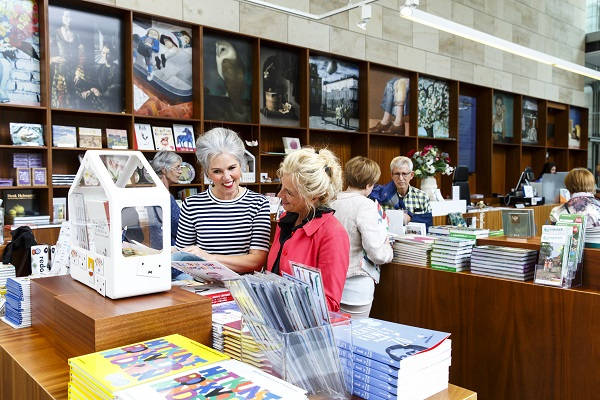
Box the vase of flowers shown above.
[407,145,454,200]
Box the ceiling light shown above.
[357,4,372,30]
[241,0,378,20]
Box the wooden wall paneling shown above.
[568,149,588,169]
[309,131,356,166]
[547,148,568,171]
[369,136,417,184]
[352,134,369,159]
[513,95,523,144]
[521,146,546,177]
[538,99,548,147]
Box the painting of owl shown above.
[215,40,245,112]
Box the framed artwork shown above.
[48,5,123,113]
[203,33,252,122]
[9,123,43,146]
[522,97,538,144]
[492,92,514,143]
[309,55,359,131]
[417,77,449,138]
[569,107,582,149]
[260,45,300,127]
[368,68,410,135]
[132,18,193,119]
[282,137,300,154]
[0,0,40,105]
[458,95,476,173]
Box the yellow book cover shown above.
[68,334,228,394]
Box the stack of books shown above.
[52,174,76,186]
[11,214,51,227]
[585,226,600,248]
[430,236,475,272]
[222,319,272,372]
[470,245,538,281]
[428,225,490,239]
[1,277,31,329]
[173,279,234,304]
[211,300,242,352]
[338,318,451,400]
[392,235,435,266]
[0,263,16,288]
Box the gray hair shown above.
[150,151,182,177]
[390,156,413,172]
[195,128,246,172]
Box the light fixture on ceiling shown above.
[399,1,600,80]
[241,0,378,20]
[357,4,372,30]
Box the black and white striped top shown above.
[175,187,271,254]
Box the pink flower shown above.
[407,149,416,158]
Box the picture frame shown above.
[368,67,410,136]
[52,125,77,148]
[492,92,514,143]
[260,45,300,127]
[522,97,538,144]
[172,124,195,152]
[134,123,155,150]
[16,168,31,186]
[78,127,102,148]
[417,77,449,138]
[32,167,47,186]
[282,137,301,154]
[569,107,582,149]
[106,129,128,149]
[10,123,44,146]
[152,126,175,151]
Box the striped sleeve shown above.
[249,196,271,251]
[175,197,197,248]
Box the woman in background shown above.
[330,156,393,318]
[266,147,349,312]
[550,168,600,227]
[536,161,556,181]
[150,151,182,246]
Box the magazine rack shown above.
[68,150,171,299]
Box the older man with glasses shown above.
[369,155,432,228]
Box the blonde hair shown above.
[564,168,595,194]
[390,155,413,172]
[344,156,381,189]
[278,147,343,210]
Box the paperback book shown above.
[52,125,77,147]
[106,129,128,149]
[78,127,103,148]
[134,123,155,150]
[502,209,535,237]
[152,126,176,151]
[173,124,195,152]
[534,225,573,287]
[9,123,44,146]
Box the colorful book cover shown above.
[78,127,102,148]
[172,124,195,152]
[152,126,176,151]
[52,125,77,147]
[4,190,38,223]
[68,334,229,394]
[116,359,307,400]
[534,225,573,287]
[9,123,44,146]
[134,123,155,150]
[106,128,129,149]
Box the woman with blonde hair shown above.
[550,168,600,227]
[266,147,350,311]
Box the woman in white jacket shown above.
[331,156,393,318]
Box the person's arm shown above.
[174,199,196,248]
[180,246,267,273]
[317,223,350,312]
[356,201,393,265]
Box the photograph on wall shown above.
[458,95,476,173]
[0,0,40,105]
[492,92,514,143]
[368,68,409,135]
[203,33,252,122]
[417,77,448,138]
[521,97,538,144]
[260,45,299,127]
[309,55,359,131]
[132,18,193,119]
[48,5,122,113]
[569,107,582,148]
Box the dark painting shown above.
[260,46,300,127]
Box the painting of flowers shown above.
[417,77,449,138]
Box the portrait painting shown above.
[492,92,514,143]
[522,97,538,144]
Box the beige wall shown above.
[95,0,588,107]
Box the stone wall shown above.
[93,0,588,107]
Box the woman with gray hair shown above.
[174,128,270,273]
[149,151,183,247]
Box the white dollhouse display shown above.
[203,149,256,184]
[68,150,171,299]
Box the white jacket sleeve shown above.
[356,201,393,265]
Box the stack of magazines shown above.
[430,236,475,272]
[222,319,272,372]
[470,245,538,281]
[0,263,16,288]
[211,300,242,351]
[392,235,435,266]
[1,277,31,329]
[428,225,490,239]
[338,318,451,400]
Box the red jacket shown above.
[266,212,350,312]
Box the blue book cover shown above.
[353,386,388,400]
[354,353,399,376]
[349,318,450,368]
[52,125,77,147]
[354,362,397,384]
[354,382,397,399]
[353,370,396,394]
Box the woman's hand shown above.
[180,245,215,261]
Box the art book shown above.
[171,260,240,282]
[106,129,128,149]
[9,123,44,146]
[52,125,77,147]
[152,126,176,151]
[534,225,573,287]
[134,123,155,150]
[173,124,195,152]
[68,334,228,395]
[116,359,307,400]
[78,127,102,148]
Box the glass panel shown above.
[121,205,164,257]
[100,154,157,187]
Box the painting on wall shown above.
[368,68,410,136]
[309,55,359,131]
[203,33,252,123]
[569,107,582,149]
[458,95,476,173]
[417,77,449,138]
[49,5,123,113]
[492,92,514,143]
[260,45,300,127]
[0,0,40,106]
[522,97,538,144]
[132,18,193,119]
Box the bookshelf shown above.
[0,0,589,221]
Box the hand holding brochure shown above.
[171,260,239,282]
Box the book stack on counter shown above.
[67,334,307,400]
[430,236,476,272]
[338,318,451,400]
[585,226,600,248]
[0,263,16,288]
[392,235,436,266]
[222,319,272,373]
[173,280,234,304]
[470,245,538,281]
[428,225,491,239]
[1,277,31,329]
[211,300,242,352]
[11,214,51,227]
[52,174,76,186]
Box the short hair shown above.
[278,147,343,210]
[344,156,381,189]
[150,151,182,177]
[564,168,595,194]
[390,156,413,172]
[195,128,246,172]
